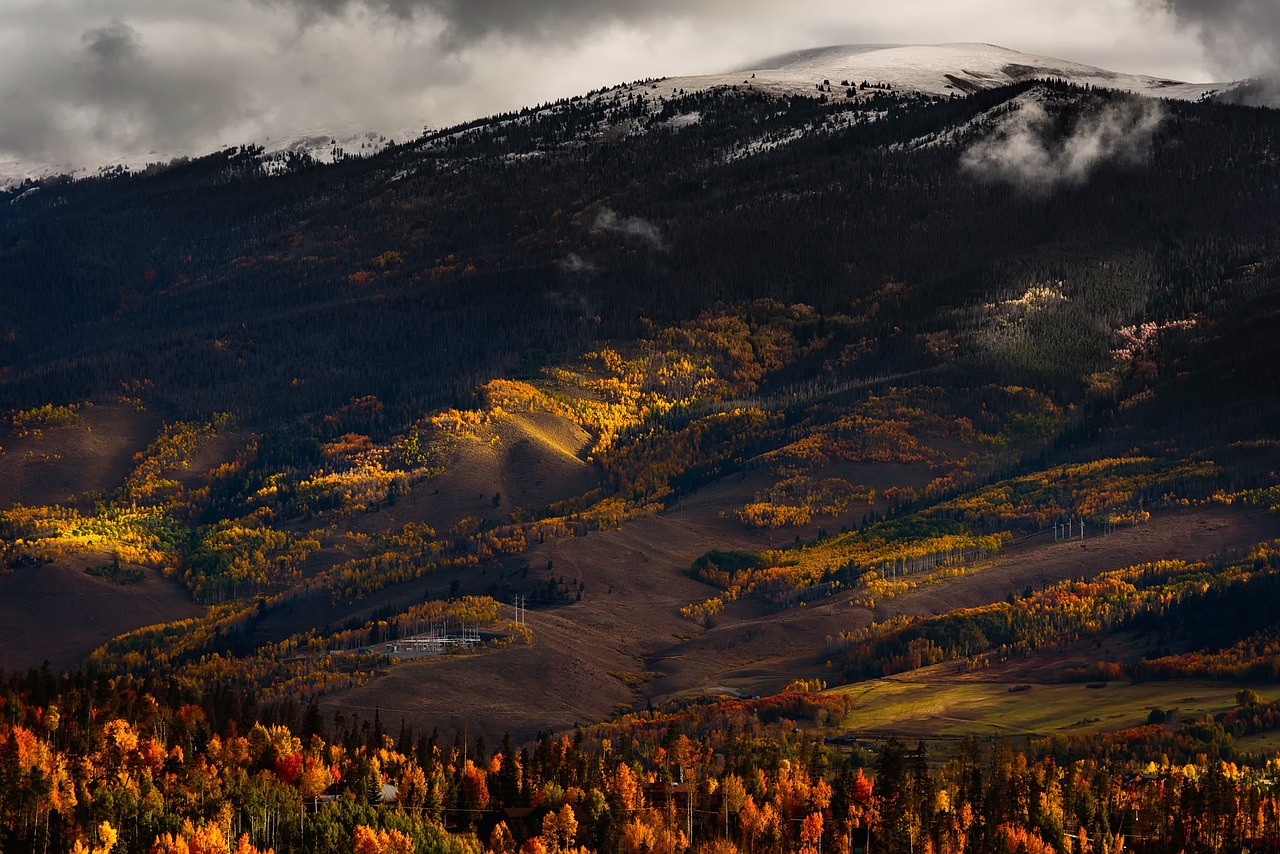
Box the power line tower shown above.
[512,595,526,627]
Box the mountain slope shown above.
[4,78,1277,421]
[671,42,1221,101]
[2,60,1280,762]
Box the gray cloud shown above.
[1218,72,1280,108]
[0,12,259,163]
[557,253,599,274]
[1156,0,1280,78]
[961,96,1164,194]
[262,0,728,42]
[594,207,665,249]
[82,21,143,66]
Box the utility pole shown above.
[688,780,694,846]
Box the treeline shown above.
[7,661,1280,854]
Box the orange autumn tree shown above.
[353,825,415,854]
[541,803,579,850]
[151,820,272,854]
[798,813,823,854]
[488,821,518,854]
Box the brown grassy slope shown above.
[315,461,924,738]
[647,505,1280,701]
[873,505,1280,621]
[832,655,1280,743]
[254,410,600,644]
[171,430,251,489]
[326,493,1280,743]
[345,411,599,537]
[0,406,224,674]
[0,558,202,673]
[322,461,809,743]
[0,405,162,511]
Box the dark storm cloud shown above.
[0,14,253,163]
[82,20,143,66]
[263,0,730,41]
[1157,0,1280,76]
[76,21,250,152]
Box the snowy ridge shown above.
[665,43,1222,103]
[2,122,422,190]
[256,120,422,161]
[3,42,1263,190]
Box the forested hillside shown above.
[4,75,1280,853]
[3,81,1277,422]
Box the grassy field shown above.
[1237,730,1280,753]
[834,672,1280,741]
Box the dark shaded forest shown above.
[2,81,1278,430]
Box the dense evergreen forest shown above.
[2,81,1278,425]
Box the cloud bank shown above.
[961,97,1165,194]
[1157,0,1280,78]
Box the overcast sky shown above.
[0,0,1274,173]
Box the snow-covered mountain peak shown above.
[666,42,1222,104]
[4,42,1267,191]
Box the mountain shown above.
[0,42,1246,190]
[4,46,1280,853]
[686,42,1222,101]
[1216,69,1280,108]
[7,42,1275,192]
[3,62,1275,423]
[0,120,423,191]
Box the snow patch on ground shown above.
[723,127,808,162]
[665,112,703,129]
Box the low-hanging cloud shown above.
[82,21,142,67]
[1217,72,1280,109]
[1155,0,1280,79]
[0,13,258,165]
[1157,0,1280,107]
[961,97,1164,194]
[0,2,469,176]
[594,207,665,249]
[557,252,599,274]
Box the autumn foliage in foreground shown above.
[7,662,1280,854]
